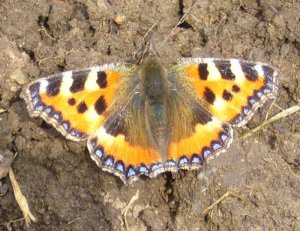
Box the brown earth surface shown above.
[0,0,300,230]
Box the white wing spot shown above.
[200,117,222,131]
[254,64,264,77]
[207,61,221,81]
[60,71,73,97]
[230,59,245,83]
[213,96,226,111]
[39,79,49,93]
[85,108,100,122]
[85,70,98,91]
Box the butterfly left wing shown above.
[21,64,134,141]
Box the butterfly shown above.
[21,52,278,185]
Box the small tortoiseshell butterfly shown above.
[21,48,278,184]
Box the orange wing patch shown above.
[88,127,163,184]
[21,65,125,141]
[177,58,278,126]
[167,118,232,165]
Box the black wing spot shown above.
[214,60,235,80]
[95,95,107,115]
[77,101,88,113]
[198,63,208,80]
[241,64,258,81]
[204,87,215,104]
[70,71,88,93]
[97,71,107,88]
[46,76,62,96]
[68,98,76,105]
[232,84,240,93]
[222,90,233,101]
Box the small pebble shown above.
[10,68,27,85]
[114,15,126,25]
[0,149,14,179]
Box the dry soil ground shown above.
[0,0,300,230]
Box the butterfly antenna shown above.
[158,0,196,51]
[133,23,158,63]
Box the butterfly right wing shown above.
[21,63,134,141]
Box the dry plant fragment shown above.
[122,190,139,230]
[202,190,243,216]
[8,168,37,226]
[241,105,300,139]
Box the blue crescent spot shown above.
[45,107,52,114]
[257,91,263,98]
[31,91,38,98]
[138,165,149,174]
[165,160,176,167]
[115,162,125,173]
[203,148,212,159]
[212,142,222,151]
[151,163,163,171]
[220,134,228,143]
[243,107,250,115]
[76,132,82,138]
[35,105,44,111]
[266,81,273,88]
[263,88,272,94]
[53,113,60,120]
[127,167,137,177]
[178,157,188,166]
[249,98,256,105]
[95,148,104,159]
[104,157,114,167]
[191,155,202,164]
[62,122,69,130]
[237,115,243,122]
[32,98,39,106]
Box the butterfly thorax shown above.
[140,58,170,158]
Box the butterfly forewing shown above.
[21,64,133,141]
[173,58,278,127]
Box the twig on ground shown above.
[9,168,37,226]
[241,105,300,139]
[122,190,139,230]
[202,190,243,216]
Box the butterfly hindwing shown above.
[166,102,233,169]
[87,89,163,184]
[172,58,278,127]
[21,64,134,141]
